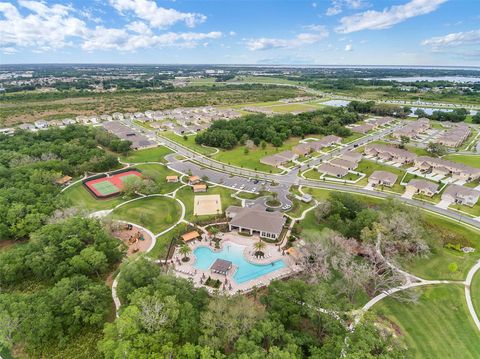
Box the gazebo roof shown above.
[210,259,232,274]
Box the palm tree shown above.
[253,240,266,253]
[209,226,219,241]
[179,244,191,261]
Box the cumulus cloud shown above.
[345,44,353,51]
[246,26,329,51]
[336,0,446,33]
[422,29,480,48]
[0,0,221,53]
[109,0,206,28]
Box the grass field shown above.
[161,132,218,156]
[109,196,181,234]
[373,285,480,359]
[175,185,240,222]
[135,163,182,194]
[148,222,188,260]
[443,154,480,168]
[120,146,172,163]
[212,137,301,173]
[401,214,480,280]
[264,103,318,113]
[63,182,125,212]
[472,270,480,321]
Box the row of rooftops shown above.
[392,118,430,139]
[351,116,395,134]
[438,123,471,148]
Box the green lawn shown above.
[401,214,480,280]
[135,163,182,194]
[120,146,172,163]
[63,182,125,212]
[175,185,240,222]
[108,196,181,234]
[354,159,407,193]
[161,132,218,156]
[472,270,480,321]
[342,132,365,143]
[148,222,188,260]
[212,137,302,173]
[443,154,480,168]
[373,285,480,359]
[449,202,480,217]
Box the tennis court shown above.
[85,170,142,198]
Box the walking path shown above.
[465,260,480,332]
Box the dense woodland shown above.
[0,126,129,241]
[195,108,359,149]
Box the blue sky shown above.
[1,0,479,65]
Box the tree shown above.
[472,112,480,124]
[200,295,263,353]
[243,147,249,155]
[261,140,267,150]
[179,244,191,260]
[253,240,266,255]
[399,135,410,148]
[427,141,447,157]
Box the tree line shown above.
[0,125,129,241]
[195,107,359,150]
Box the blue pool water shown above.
[193,242,285,284]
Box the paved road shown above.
[125,120,480,231]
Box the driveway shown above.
[401,187,416,199]
[436,198,453,209]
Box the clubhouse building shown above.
[226,205,286,240]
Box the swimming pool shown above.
[193,242,285,284]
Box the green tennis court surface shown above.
[119,173,140,183]
[92,181,119,195]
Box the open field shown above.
[264,103,318,113]
[443,154,480,168]
[473,270,480,320]
[161,132,218,156]
[373,285,480,359]
[108,196,181,234]
[0,86,302,126]
[120,146,172,163]
[401,213,480,280]
[135,163,183,194]
[212,137,302,173]
[63,182,126,212]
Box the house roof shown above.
[443,185,480,200]
[193,184,207,190]
[340,151,362,163]
[55,175,72,185]
[330,158,357,169]
[229,206,285,235]
[407,179,438,193]
[370,170,398,184]
[317,163,349,177]
[166,175,178,180]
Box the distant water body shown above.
[378,76,480,83]
[321,99,478,116]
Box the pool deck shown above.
[171,233,301,295]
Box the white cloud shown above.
[0,1,88,51]
[229,31,237,36]
[109,0,206,28]
[0,1,221,53]
[336,0,446,33]
[246,26,329,51]
[326,0,368,16]
[1,47,18,55]
[345,44,353,51]
[422,29,480,47]
[312,2,317,8]
[82,29,222,51]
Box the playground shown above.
[111,222,153,255]
[84,170,142,198]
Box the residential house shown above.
[364,144,416,164]
[438,124,471,148]
[392,118,430,139]
[406,179,439,197]
[329,158,358,171]
[34,120,48,129]
[317,163,349,178]
[339,151,362,163]
[368,171,398,187]
[414,156,480,182]
[442,185,480,207]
